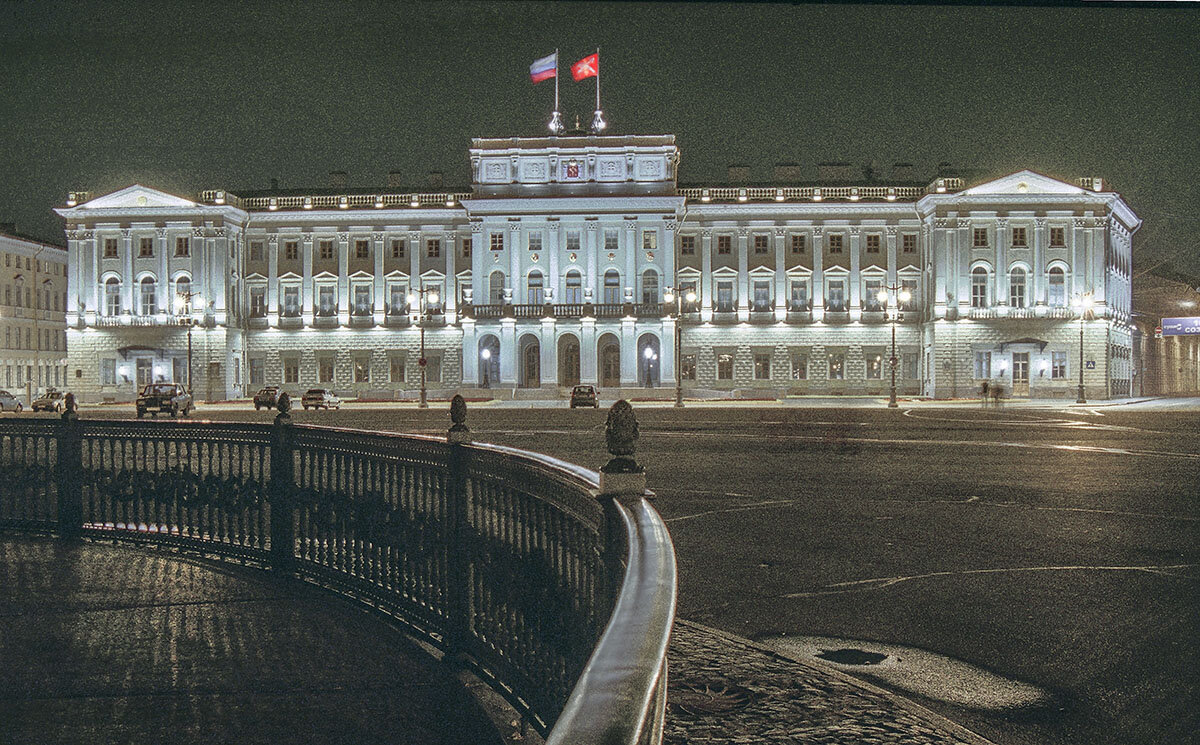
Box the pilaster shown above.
[700,228,713,321]
[736,227,749,321]
[849,226,861,321]
[812,227,824,321]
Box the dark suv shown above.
[253,386,281,410]
[136,383,192,418]
[569,385,599,409]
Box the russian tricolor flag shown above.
[530,52,557,84]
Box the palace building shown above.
[0,226,69,402]
[55,134,1140,402]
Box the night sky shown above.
[2,1,1197,276]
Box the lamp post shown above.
[877,284,912,408]
[408,287,439,408]
[663,287,697,407]
[1073,292,1093,403]
[174,290,205,398]
[481,347,491,388]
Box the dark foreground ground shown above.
[35,401,1200,745]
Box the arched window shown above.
[139,277,157,316]
[603,269,621,304]
[489,271,506,305]
[564,270,582,304]
[641,269,659,305]
[1048,267,1066,307]
[174,277,191,313]
[970,267,989,308]
[527,270,544,305]
[1009,267,1026,308]
[104,277,121,316]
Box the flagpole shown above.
[591,47,606,133]
[548,49,563,134]
[555,48,560,113]
[595,46,600,111]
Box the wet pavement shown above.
[0,535,502,745]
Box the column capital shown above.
[372,232,385,242]
[736,227,749,237]
[849,226,861,236]
[886,226,899,237]
[155,227,167,238]
[337,232,349,242]
[1035,217,1048,228]
[470,221,484,234]
[773,227,787,237]
[701,228,713,238]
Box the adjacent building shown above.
[55,133,1140,402]
[0,226,69,402]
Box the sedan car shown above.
[136,383,193,418]
[0,390,23,412]
[301,388,340,410]
[569,385,599,409]
[253,386,281,410]
[31,390,65,412]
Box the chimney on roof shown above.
[329,171,348,189]
[388,171,404,189]
[890,162,917,182]
[817,162,855,182]
[270,178,279,191]
[773,163,804,182]
[727,165,750,184]
[427,171,444,190]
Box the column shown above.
[580,317,597,384]
[624,220,637,303]
[210,231,226,324]
[470,222,484,302]
[773,227,786,321]
[508,223,521,302]
[409,230,421,298]
[268,235,280,325]
[586,221,599,300]
[620,318,636,385]
[374,232,386,324]
[461,319,477,386]
[337,232,350,324]
[812,227,824,321]
[995,218,1008,313]
[301,235,314,322]
[547,222,560,299]
[700,228,713,321]
[442,231,456,320]
[661,317,677,381]
[84,231,98,320]
[736,227,749,321]
[849,226,862,321]
[1033,217,1046,310]
[121,228,134,314]
[663,220,677,299]
[1090,218,1106,309]
[156,227,169,314]
[957,219,971,308]
[885,226,898,288]
[499,318,517,384]
[540,319,556,385]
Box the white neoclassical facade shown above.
[55,134,1140,402]
[0,228,69,401]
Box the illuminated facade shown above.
[0,228,69,401]
[56,134,1140,402]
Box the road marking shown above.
[663,498,804,523]
[783,564,1198,598]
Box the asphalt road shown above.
[55,400,1200,745]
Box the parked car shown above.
[0,390,23,412]
[253,386,281,410]
[569,384,599,409]
[136,383,193,418]
[31,390,65,412]
[302,388,340,410]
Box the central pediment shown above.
[961,170,1088,196]
[79,184,197,210]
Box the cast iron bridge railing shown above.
[0,403,675,745]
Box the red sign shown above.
[418,357,427,367]
[566,161,580,179]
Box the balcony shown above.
[823,308,850,323]
[968,307,999,320]
[247,315,269,329]
[593,303,624,318]
[634,303,661,318]
[860,309,885,323]
[554,303,585,319]
[472,304,504,319]
[349,311,375,327]
[512,303,543,320]
[313,311,338,328]
[383,313,411,328]
[749,307,775,323]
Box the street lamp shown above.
[480,347,491,388]
[876,284,912,408]
[663,286,697,407]
[642,346,658,388]
[174,290,205,398]
[407,287,439,408]
[1072,292,1093,403]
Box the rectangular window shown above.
[605,229,619,252]
[354,356,369,383]
[789,280,809,311]
[139,237,154,257]
[643,230,657,251]
[716,280,735,312]
[388,283,408,314]
[973,228,989,247]
[461,238,471,258]
[101,359,116,385]
[249,358,264,386]
[791,234,807,254]
[1048,271,1066,307]
[390,354,406,383]
[752,280,771,311]
[866,350,884,379]
[528,233,542,252]
[318,356,335,383]
[1012,227,1028,247]
[680,235,696,255]
[717,353,734,380]
[864,278,883,311]
[249,241,264,261]
[866,235,881,253]
[249,287,266,317]
[1052,351,1067,379]
[680,354,696,381]
[902,353,918,380]
[173,236,189,257]
[391,239,405,258]
[490,233,504,251]
[717,235,732,255]
[317,286,336,316]
[104,238,118,258]
[975,351,992,379]
[826,279,846,311]
[902,234,916,253]
[426,239,440,258]
[754,353,771,380]
[319,240,334,260]
[284,240,298,260]
[1050,227,1066,247]
[901,278,918,311]
[828,353,845,380]
[425,354,442,383]
[791,353,808,380]
[827,234,843,253]
[972,272,989,308]
[566,231,581,252]
[753,235,769,254]
[282,286,300,316]
[355,239,370,259]
[283,357,299,384]
[353,285,371,315]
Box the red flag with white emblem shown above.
[571,53,598,81]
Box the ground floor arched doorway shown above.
[478,334,500,387]
[519,333,540,388]
[558,334,580,387]
[638,334,661,387]
[598,334,620,388]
